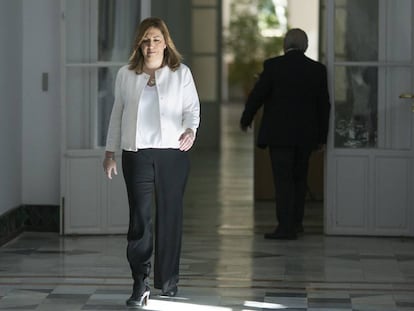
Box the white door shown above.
[60,0,150,234]
[325,0,414,236]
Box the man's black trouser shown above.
[268,146,313,234]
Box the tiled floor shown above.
[1,102,414,310]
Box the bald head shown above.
[283,28,308,53]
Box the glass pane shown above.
[334,0,378,62]
[98,0,141,62]
[66,66,120,149]
[98,67,120,147]
[66,67,94,149]
[65,0,92,63]
[334,66,378,148]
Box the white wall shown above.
[22,0,60,205]
[0,0,23,215]
[0,0,60,216]
[288,0,320,60]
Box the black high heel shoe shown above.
[126,286,150,308]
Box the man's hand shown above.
[240,123,250,132]
[315,144,326,153]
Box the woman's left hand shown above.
[179,128,195,151]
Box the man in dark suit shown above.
[240,28,331,240]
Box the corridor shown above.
[0,103,414,310]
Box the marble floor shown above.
[1,103,414,311]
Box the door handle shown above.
[399,93,414,112]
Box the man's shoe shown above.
[161,285,178,297]
[296,224,304,233]
[264,231,297,240]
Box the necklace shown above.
[148,77,156,86]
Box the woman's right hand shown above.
[103,157,118,179]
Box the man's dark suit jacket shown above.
[240,50,331,149]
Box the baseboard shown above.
[0,205,59,246]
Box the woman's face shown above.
[140,27,167,61]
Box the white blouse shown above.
[136,85,161,148]
[105,64,200,152]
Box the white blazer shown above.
[105,64,200,152]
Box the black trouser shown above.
[268,146,313,234]
[122,149,189,292]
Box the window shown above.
[63,0,143,149]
